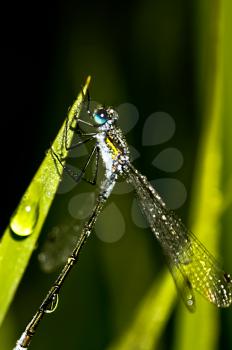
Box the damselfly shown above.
[14,91,232,349]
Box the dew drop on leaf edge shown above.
[10,199,40,237]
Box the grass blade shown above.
[0,76,91,326]
[173,1,230,349]
[107,272,176,350]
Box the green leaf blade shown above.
[0,76,91,326]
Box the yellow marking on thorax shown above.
[106,137,120,159]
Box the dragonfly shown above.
[14,92,232,349]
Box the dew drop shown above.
[10,197,39,237]
[142,112,175,146]
[117,103,139,134]
[223,273,232,283]
[68,192,95,220]
[152,148,183,172]
[112,180,132,195]
[45,293,59,314]
[95,203,125,243]
[128,145,140,162]
[187,298,194,306]
[151,178,187,209]
[131,198,149,228]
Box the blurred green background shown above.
[1,0,232,349]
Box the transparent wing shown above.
[38,191,96,273]
[168,261,196,311]
[128,164,232,310]
[38,223,79,273]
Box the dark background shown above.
[1,0,197,231]
[1,1,231,350]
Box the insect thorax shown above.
[96,126,130,178]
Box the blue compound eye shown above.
[93,108,108,125]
